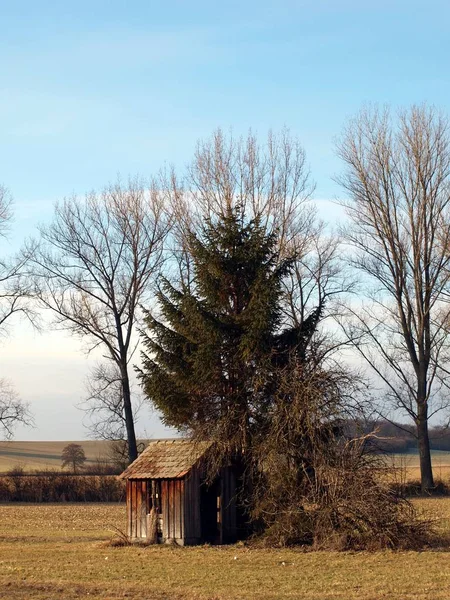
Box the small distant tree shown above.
[61,443,86,473]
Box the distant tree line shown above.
[0,469,124,502]
[364,420,450,454]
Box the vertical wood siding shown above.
[140,481,147,538]
[125,467,237,545]
[126,480,132,537]
[161,479,186,542]
[135,480,142,537]
[127,480,150,539]
[131,480,136,538]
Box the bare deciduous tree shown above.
[0,185,12,238]
[167,129,349,330]
[336,104,450,491]
[82,362,145,458]
[0,378,31,439]
[0,185,34,336]
[83,362,132,441]
[0,185,33,437]
[28,179,170,462]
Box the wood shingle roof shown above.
[119,439,211,480]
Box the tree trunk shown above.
[417,403,434,492]
[122,369,138,463]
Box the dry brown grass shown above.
[0,501,449,599]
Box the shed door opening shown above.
[200,478,221,543]
[147,480,163,541]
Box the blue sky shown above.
[1,0,450,439]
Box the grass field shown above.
[0,500,450,599]
[0,441,113,472]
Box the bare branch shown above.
[0,378,33,439]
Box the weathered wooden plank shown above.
[161,480,169,541]
[172,481,176,539]
[168,480,172,539]
[136,481,142,538]
[128,480,131,537]
[126,480,132,537]
[130,481,133,539]
[172,479,183,540]
[130,481,136,539]
[144,480,150,514]
[134,481,139,539]
[179,479,185,541]
[141,481,147,538]
[168,480,175,539]
[184,474,190,539]
[191,466,201,541]
[161,480,166,539]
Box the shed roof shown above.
[119,439,211,480]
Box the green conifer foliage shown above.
[139,207,320,458]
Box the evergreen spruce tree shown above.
[139,206,429,551]
[139,207,321,462]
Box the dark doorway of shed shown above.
[147,480,163,543]
[200,478,221,543]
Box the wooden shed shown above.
[120,440,238,545]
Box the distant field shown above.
[2,441,450,481]
[390,451,450,467]
[388,451,450,484]
[0,440,112,472]
[0,500,449,599]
